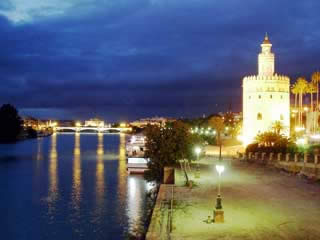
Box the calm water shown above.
[0,133,152,240]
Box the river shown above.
[0,133,153,240]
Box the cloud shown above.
[0,0,320,120]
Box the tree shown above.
[291,83,299,127]
[311,71,320,111]
[295,77,308,127]
[0,104,23,142]
[312,71,320,132]
[271,120,285,135]
[144,121,203,183]
[208,116,225,160]
[255,131,289,147]
[307,82,317,133]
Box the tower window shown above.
[259,95,261,99]
[257,113,262,120]
[270,95,272,99]
[249,96,251,99]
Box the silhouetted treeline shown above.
[0,104,23,143]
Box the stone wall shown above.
[245,152,320,179]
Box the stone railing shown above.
[244,152,320,179]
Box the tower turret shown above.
[258,33,275,76]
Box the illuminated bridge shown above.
[54,126,131,133]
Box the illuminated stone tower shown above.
[242,34,290,145]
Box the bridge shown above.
[54,126,132,133]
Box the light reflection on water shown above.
[71,133,81,211]
[0,133,152,240]
[48,133,59,216]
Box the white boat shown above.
[126,135,149,174]
[126,135,146,157]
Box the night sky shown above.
[0,0,320,122]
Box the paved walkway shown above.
[169,156,320,240]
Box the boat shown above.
[126,135,149,174]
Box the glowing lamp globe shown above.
[216,165,225,175]
[195,147,201,155]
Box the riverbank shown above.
[146,155,320,240]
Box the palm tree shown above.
[307,82,316,111]
[295,77,308,127]
[307,82,317,133]
[312,71,320,132]
[208,116,225,160]
[271,120,285,135]
[311,71,320,111]
[291,82,299,128]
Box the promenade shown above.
[147,152,320,240]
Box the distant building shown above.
[242,34,290,145]
[84,118,105,127]
[130,117,174,128]
[23,117,52,130]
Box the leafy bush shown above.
[246,131,296,154]
[144,121,204,183]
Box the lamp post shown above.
[214,163,225,223]
[195,147,201,178]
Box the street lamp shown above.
[214,163,225,223]
[195,147,201,178]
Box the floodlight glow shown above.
[216,165,225,175]
[237,135,243,142]
[296,138,306,145]
[295,126,305,132]
[311,135,320,139]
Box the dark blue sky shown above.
[0,0,320,122]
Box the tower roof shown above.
[262,33,271,44]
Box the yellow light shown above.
[295,126,305,132]
[76,122,81,127]
[310,134,320,140]
[120,123,126,128]
[237,135,243,142]
[296,138,306,145]
[304,107,309,111]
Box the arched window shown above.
[280,114,284,120]
[259,95,261,99]
[257,113,262,120]
[270,95,272,99]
